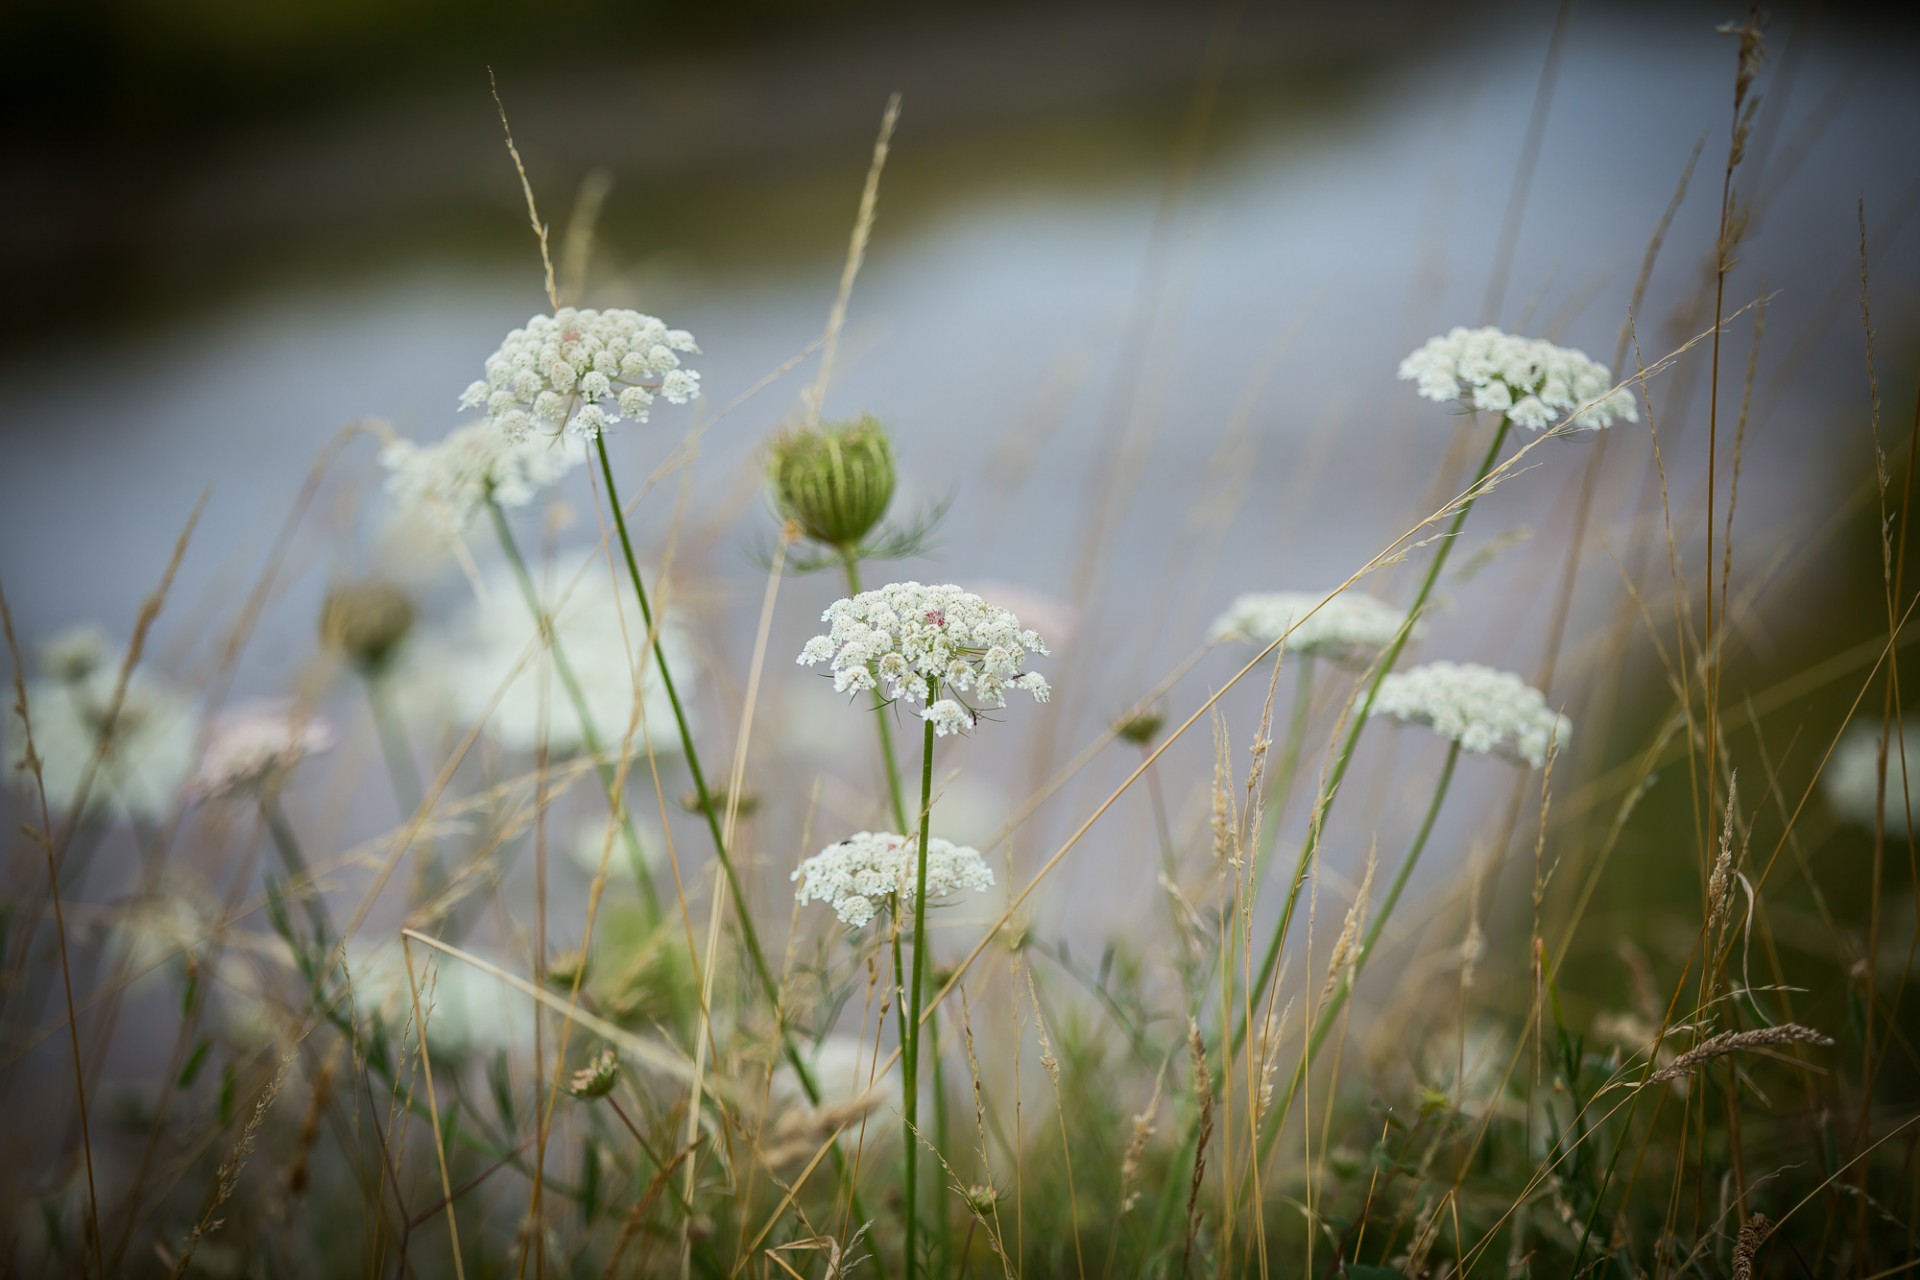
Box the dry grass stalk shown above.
[1181,1017,1214,1276]
[1319,843,1376,1013]
[167,1044,300,1280]
[1706,773,1740,938]
[1210,710,1239,867]
[1648,1024,1832,1084]
[1118,1067,1166,1216]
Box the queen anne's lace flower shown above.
[381,422,581,529]
[1208,590,1418,666]
[189,701,334,801]
[792,831,995,928]
[1824,720,1920,837]
[461,308,701,442]
[797,582,1050,720]
[6,630,195,822]
[1371,661,1568,768]
[1398,326,1637,431]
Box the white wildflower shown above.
[1371,661,1568,768]
[6,637,195,822]
[1824,720,1920,837]
[1208,590,1418,666]
[381,422,581,530]
[464,308,701,441]
[792,830,995,929]
[921,699,974,738]
[422,552,692,756]
[189,701,334,801]
[797,582,1050,717]
[1398,326,1637,431]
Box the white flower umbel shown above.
[1398,326,1637,431]
[6,636,195,822]
[428,552,692,756]
[1208,590,1419,666]
[797,581,1050,723]
[460,308,701,442]
[190,701,334,802]
[1824,721,1920,837]
[381,422,581,530]
[1371,661,1568,769]
[792,830,995,929]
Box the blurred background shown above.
[4,0,1920,1060]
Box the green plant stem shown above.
[1254,740,1460,1169]
[488,497,660,920]
[364,672,424,818]
[902,716,938,1280]
[841,549,910,831]
[1150,415,1512,1250]
[263,794,334,947]
[930,1003,952,1273]
[1238,416,1511,1058]
[589,437,882,1253]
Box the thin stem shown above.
[1249,653,1317,886]
[1238,417,1510,1055]
[842,549,910,831]
[903,716,938,1280]
[1256,740,1461,1166]
[263,793,335,947]
[364,671,424,819]
[488,497,660,919]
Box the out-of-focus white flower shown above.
[461,308,701,442]
[424,552,693,757]
[792,830,995,928]
[381,422,581,530]
[341,943,537,1059]
[1371,661,1568,768]
[770,1032,902,1123]
[189,701,334,801]
[798,582,1050,716]
[1825,721,1920,837]
[1208,590,1418,666]
[6,634,194,822]
[1398,326,1636,431]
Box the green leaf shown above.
[218,1063,238,1127]
[177,1038,213,1089]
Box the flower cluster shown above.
[1208,590,1418,666]
[423,552,691,756]
[792,831,995,928]
[460,308,700,442]
[1398,326,1637,431]
[189,701,334,801]
[1371,661,1569,768]
[797,582,1049,734]
[6,627,195,822]
[566,1047,621,1100]
[381,422,581,530]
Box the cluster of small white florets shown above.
[1398,326,1637,431]
[380,423,581,530]
[1208,590,1418,665]
[1371,661,1569,769]
[797,582,1050,735]
[460,308,701,442]
[792,831,995,928]
[189,701,335,801]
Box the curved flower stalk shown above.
[797,582,1048,1279]
[1256,664,1566,1168]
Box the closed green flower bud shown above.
[768,416,897,550]
[565,1046,620,1100]
[321,581,415,674]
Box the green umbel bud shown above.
[1115,706,1166,747]
[565,1047,619,1100]
[768,415,897,550]
[321,581,415,674]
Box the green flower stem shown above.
[930,1002,952,1273]
[840,549,910,832]
[263,793,334,947]
[588,437,880,1248]
[902,715,938,1280]
[488,497,661,921]
[1236,415,1510,1059]
[364,672,424,818]
[1253,739,1460,1169]
[1150,415,1512,1250]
